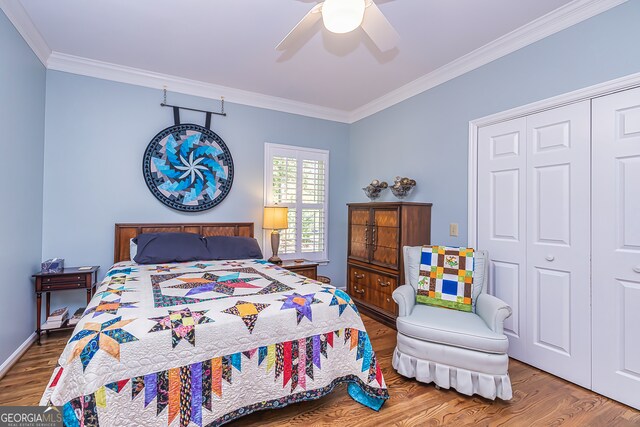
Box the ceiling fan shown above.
[276,0,400,52]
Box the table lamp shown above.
[263,206,289,264]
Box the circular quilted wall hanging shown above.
[143,124,234,212]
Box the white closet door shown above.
[592,87,640,409]
[525,101,591,387]
[477,118,527,359]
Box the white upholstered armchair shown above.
[392,246,513,400]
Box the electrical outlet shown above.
[449,223,459,237]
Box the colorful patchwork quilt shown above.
[416,245,475,312]
[40,260,388,426]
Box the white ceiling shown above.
[10,0,609,117]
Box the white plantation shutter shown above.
[265,143,329,261]
[280,207,297,255]
[271,155,298,254]
[301,158,325,254]
[272,156,297,204]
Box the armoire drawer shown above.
[348,265,397,315]
[349,265,370,296]
[368,271,397,296]
[367,271,397,314]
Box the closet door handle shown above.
[633,266,640,274]
[545,255,555,262]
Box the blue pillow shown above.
[205,236,263,260]
[133,232,210,264]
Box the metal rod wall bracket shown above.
[160,88,227,117]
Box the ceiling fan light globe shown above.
[322,0,366,34]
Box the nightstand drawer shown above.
[289,267,317,280]
[42,282,86,291]
[42,274,85,284]
[280,261,319,281]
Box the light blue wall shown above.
[0,11,46,364]
[5,0,639,362]
[349,1,640,247]
[42,71,350,311]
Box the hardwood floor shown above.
[0,331,69,406]
[1,316,638,426]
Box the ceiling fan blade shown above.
[361,1,399,52]
[276,3,323,51]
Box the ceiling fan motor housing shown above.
[322,0,366,34]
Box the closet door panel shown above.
[592,87,640,410]
[477,118,527,359]
[491,261,521,337]
[525,100,591,388]
[534,268,571,354]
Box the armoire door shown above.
[477,118,528,360]
[592,86,640,409]
[524,101,591,387]
[370,207,399,269]
[348,207,371,262]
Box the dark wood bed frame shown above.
[114,222,254,263]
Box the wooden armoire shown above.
[347,202,432,327]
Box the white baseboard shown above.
[0,333,36,380]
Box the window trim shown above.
[264,142,330,263]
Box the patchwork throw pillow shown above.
[416,245,475,312]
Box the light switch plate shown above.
[450,223,459,237]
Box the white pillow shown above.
[404,246,422,289]
[130,238,137,260]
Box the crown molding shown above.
[0,0,50,65]
[348,0,628,123]
[2,0,626,123]
[46,52,351,123]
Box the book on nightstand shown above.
[42,306,69,329]
[68,307,85,326]
[48,306,68,321]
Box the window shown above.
[264,143,329,262]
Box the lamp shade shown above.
[322,0,366,34]
[263,206,289,230]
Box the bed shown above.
[41,223,389,426]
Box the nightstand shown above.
[32,266,99,344]
[281,260,318,280]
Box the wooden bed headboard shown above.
[114,222,254,263]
